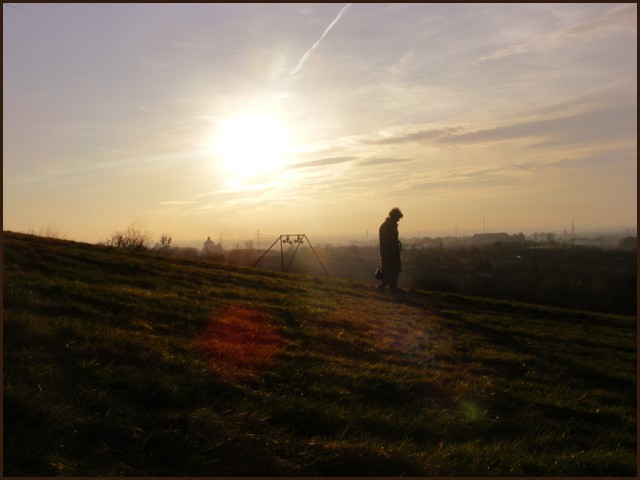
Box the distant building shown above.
[202,236,224,255]
[570,237,604,248]
[472,233,512,245]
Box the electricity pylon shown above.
[252,234,329,275]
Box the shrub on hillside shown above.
[101,223,151,253]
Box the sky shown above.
[3,3,637,246]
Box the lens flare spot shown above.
[195,306,286,380]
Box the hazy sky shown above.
[3,3,637,245]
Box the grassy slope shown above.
[3,231,636,476]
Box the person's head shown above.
[389,207,404,221]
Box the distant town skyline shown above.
[187,221,636,250]
[4,3,637,245]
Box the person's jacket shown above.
[379,217,402,273]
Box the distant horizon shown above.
[188,223,638,249]
[13,221,635,250]
[8,218,638,249]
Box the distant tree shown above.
[103,223,151,252]
[618,236,637,251]
[154,233,172,253]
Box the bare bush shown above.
[27,224,65,239]
[154,233,172,254]
[103,223,151,252]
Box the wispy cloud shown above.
[479,3,636,62]
[555,3,636,40]
[357,157,413,167]
[159,200,197,206]
[288,156,357,170]
[359,99,634,149]
[97,146,129,153]
[478,44,529,61]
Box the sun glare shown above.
[214,113,289,180]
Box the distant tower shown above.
[571,220,576,237]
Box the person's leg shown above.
[388,273,399,292]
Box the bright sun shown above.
[214,113,289,180]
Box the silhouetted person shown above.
[376,207,403,293]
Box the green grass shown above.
[3,231,636,476]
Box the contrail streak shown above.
[289,3,352,76]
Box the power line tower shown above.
[253,233,329,275]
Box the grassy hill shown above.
[3,231,636,476]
